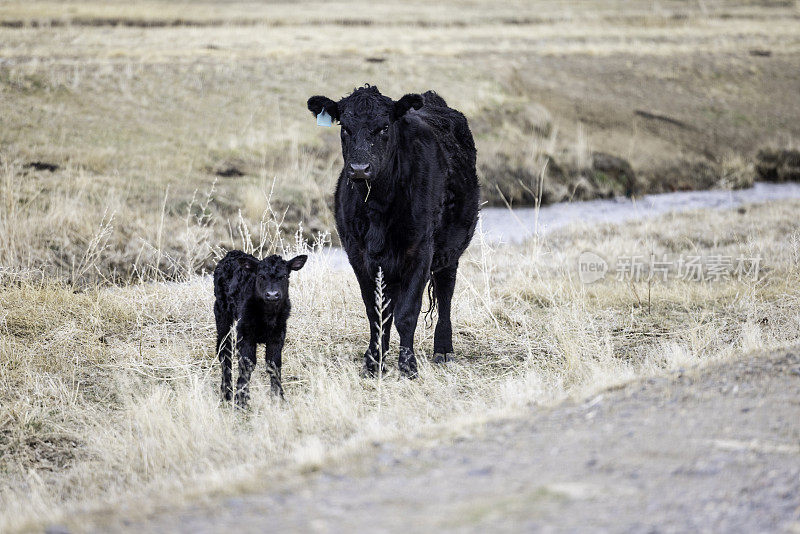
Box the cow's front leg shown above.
[394,256,433,379]
[265,330,286,399]
[234,338,257,408]
[353,268,386,377]
[375,282,397,360]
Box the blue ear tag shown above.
[317,109,332,127]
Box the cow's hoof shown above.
[433,352,454,364]
[398,347,418,379]
[362,348,387,378]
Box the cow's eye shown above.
[342,127,351,137]
[378,125,389,135]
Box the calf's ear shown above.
[287,255,308,271]
[307,96,340,122]
[236,256,258,272]
[392,93,423,121]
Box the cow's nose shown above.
[265,291,281,301]
[348,163,371,180]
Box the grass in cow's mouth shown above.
[1,199,799,531]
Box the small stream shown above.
[479,182,800,244]
[314,182,800,269]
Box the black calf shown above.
[213,251,307,407]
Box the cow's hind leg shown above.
[215,308,234,402]
[432,264,458,363]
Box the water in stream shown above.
[479,182,800,244]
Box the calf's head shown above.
[237,254,307,305]
[307,85,423,182]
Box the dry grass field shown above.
[1,1,800,531]
[3,200,800,531]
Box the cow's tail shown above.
[424,274,438,328]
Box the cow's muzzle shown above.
[347,163,372,181]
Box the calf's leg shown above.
[234,338,257,408]
[265,330,286,398]
[215,310,234,402]
[432,264,458,363]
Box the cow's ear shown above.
[392,93,423,121]
[307,96,340,122]
[236,256,258,272]
[287,255,308,271]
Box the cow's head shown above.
[237,254,307,306]
[307,85,423,182]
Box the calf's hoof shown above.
[362,348,387,378]
[268,365,285,399]
[234,391,249,409]
[270,380,285,399]
[398,347,419,379]
[433,352,454,364]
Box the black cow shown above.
[307,85,480,378]
[213,251,307,407]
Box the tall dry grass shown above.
[1,198,799,532]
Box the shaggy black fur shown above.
[307,85,480,378]
[213,251,307,407]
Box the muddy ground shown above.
[81,348,800,533]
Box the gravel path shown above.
[95,349,800,533]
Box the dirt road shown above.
[91,349,800,533]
